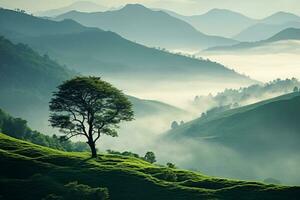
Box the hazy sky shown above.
[0,0,299,18]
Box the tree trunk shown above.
[88,141,97,158]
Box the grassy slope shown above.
[166,92,300,153]
[0,133,299,200]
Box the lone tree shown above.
[49,76,134,158]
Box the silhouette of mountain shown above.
[0,8,253,84]
[55,4,237,50]
[165,8,257,38]
[35,1,107,17]
[206,28,300,52]
[260,11,300,25]
[234,21,300,42]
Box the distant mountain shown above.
[260,11,300,25]
[206,28,300,52]
[55,4,237,50]
[128,96,187,117]
[0,8,253,85]
[166,92,300,154]
[234,21,300,42]
[267,27,300,41]
[165,8,257,38]
[0,8,94,36]
[233,12,300,42]
[35,1,107,17]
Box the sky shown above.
[0,0,299,18]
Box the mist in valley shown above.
[199,43,300,82]
[1,2,300,198]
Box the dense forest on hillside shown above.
[0,108,89,152]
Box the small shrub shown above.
[144,152,156,164]
[166,162,176,169]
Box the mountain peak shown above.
[271,11,298,17]
[122,4,149,11]
[205,8,243,16]
[208,8,232,13]
[262,11,300,24]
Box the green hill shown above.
[0,35,73,129]
[0,36,188,133]
[166,92,300,154]
[0,133,299,200]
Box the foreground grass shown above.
[0,133,299,200]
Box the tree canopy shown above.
[49,76,134,157]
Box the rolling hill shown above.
[54,4,237,50]
[165,8,257,38]
[166,92,300,154]
[1,133,300,200]
[206,28,300,52]
[163,92,300,184]
[0,8,253,84]
[0,35,73,128]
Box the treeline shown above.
[194,78,300,116]
[0,108,89,152]
[107,150,176,168]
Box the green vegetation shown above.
[168,92,300,154]
[0,35,74,132]
[49,76,134,157]
[1,133,299,200]
[194,78,300,116]
[0,108,89,152]
[0,35,188,134]
[144,151,157,164]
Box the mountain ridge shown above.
[206,27,300,52]
[35,1,108,17]
[55,4,237,50]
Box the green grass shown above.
[0,133,299,200]
[168,92,300,138]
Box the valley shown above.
[0,1,300,199]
